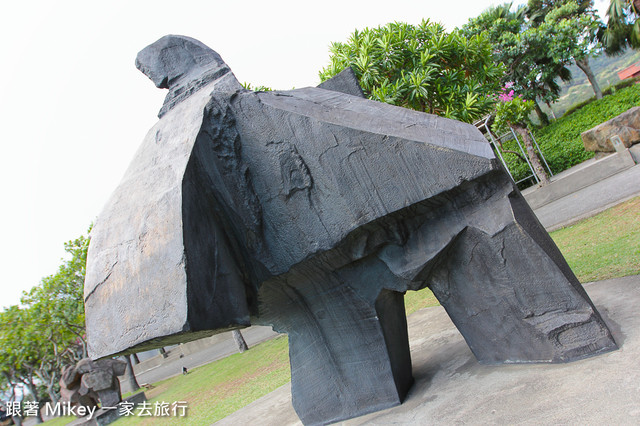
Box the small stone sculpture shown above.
[84,35,617,425]
[60,358,127,411]
[581,106,640,152]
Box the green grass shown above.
[41,198,638,425]
[112,335,291,425]
[550,196,640,283]
[41,415,76,425]
[121,387,148,400]
[405,287,439,315]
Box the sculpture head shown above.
[135,35,225,89]
[135,35,242,117]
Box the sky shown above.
[0,0,611,308]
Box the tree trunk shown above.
[545,101,557,120]
[124,355,141,392]
[232,330,249,353]
[512,124,550,185]
[533,102,549,126]
[132,353,140,364]
[24,384,43,424]
[81,339,88,359]
[36,370,59,407]
[158,347,167,358]
[3,374,24,426]
[575,57,603,100]
[46,382,59,406]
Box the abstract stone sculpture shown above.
[60,358,127,411]
[84,35,617,425]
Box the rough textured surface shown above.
[85,35,617,425]
[216,275,639,426]
[317,67,365,98]
[135,35,243,118]
[582,106,640,152]
[67,392,147,426]
[60,358,127,412]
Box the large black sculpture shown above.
[84,35,617,425]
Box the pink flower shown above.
[504,81,514,89]
[498,89,514,102]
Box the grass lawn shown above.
[43,196,639,425]
[39,416,76,426]
[550,196,640,283]
[112,336,291,425]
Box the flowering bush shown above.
[497,81,515,102]
[491,82,549,185]
[492,82,535,135]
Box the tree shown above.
[22,232,89,360]
[600,0,640,54]
[462,3,574,125]
[0,228,91,414]
[319,20,505,123]
[527,0,594,21]
[493,84,551,185]
[0,306,46,423]
[0,368,24,426]
[528,0,604,99]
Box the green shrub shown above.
[563,77,639,117]
[498,82,640,185]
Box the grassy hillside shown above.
[542,49,640,118]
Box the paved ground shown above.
[216,274,640,425]
[531,163,640,231]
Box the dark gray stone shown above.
[60,358,128,418]
[317,67,365,98]
[135,35,243,118]
[85,35,617,425]
[66,393,147,426]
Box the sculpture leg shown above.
[426,221,617,364]
[257,263,412,425]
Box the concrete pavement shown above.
[216,274,640,425]
[528,162,640,231]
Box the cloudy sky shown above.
[0,0,613,307]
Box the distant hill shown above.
[541,49,640,119]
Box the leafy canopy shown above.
[462,3,573,107]
[600,0,640,54]
[319,20,505,123]
[0,228,91,404]
[529,1,602,63]
[493,96,536,134]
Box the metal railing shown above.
[476,116,553,185]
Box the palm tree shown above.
[601,0,640,54]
